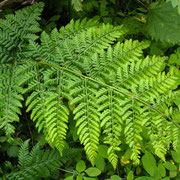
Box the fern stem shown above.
[58,167,78,175]
[37,61,180,129]
[109,88,114,148]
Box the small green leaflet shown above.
[76,160,86,173]
[111,175,122,180]
[85,167,101,177]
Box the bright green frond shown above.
[59,18,99,41]
[88,39,150,80]
[70,78,100,165]
[44,92,69,153]
[137,71,178,102]
[97,88,123,168]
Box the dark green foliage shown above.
[146,2,180,45]
[5,140,61,180]
[0,2,44,63]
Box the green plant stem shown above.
[15,60,179,129]
[58,167,78,175]
[38,61,166,117]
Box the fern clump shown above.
[0,2,180,169]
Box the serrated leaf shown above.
[167,0,180,14]
[146,2,180,45]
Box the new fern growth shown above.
[0,2,180,169]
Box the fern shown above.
[1,3,180,169]
[70,78,100,164]
[5,140,61,180]
[5,140,82,179]
[0,2,44,63]
[61,146,83,164]
[0,64,23,142]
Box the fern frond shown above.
[0,64,23,141]
[142,108,167,161]
[0,2,43,40]
[123,99,142,165]
[44,91,69,153]
[114,56,167,89]
[0,2,44,63]
[59,18,99,41]
[65,24,125,71]
[18,139,31,168]
[18,65,70,153]
[70,78,100,165]
[28,23,125,72]
[97,88,123,169]
[1,4,180,169]
[0,30,17,63]
[172,126,180,151]
[88,39,150,79]
[153,90,180,108]
[137,71,178,102]
[165,121,173,149]
[6,140,61,180]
